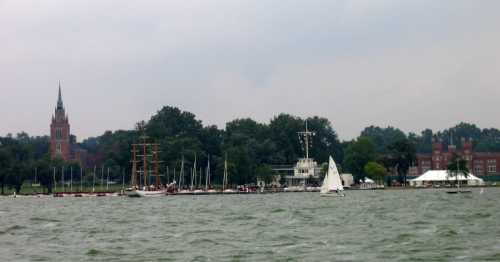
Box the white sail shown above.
[321,156,344,194]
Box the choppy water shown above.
[1,188,500,261]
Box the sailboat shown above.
[222,154,237,194]
[320,156,345,197]
[206,155,217,194]
[192,154,205,195]
[446,157,472,194]
[177,155,191,195]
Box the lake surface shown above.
[1,188,500,261]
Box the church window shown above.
[56,143,62,154]
[56,128,63,139]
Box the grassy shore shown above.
[1,182,127,195]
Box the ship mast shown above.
[223,153,228,191]
[151,143,162,189]
[131,123,162,191]
[131,144,138,188]
[142,135,148,188]
[298,120,315,159]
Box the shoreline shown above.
[2,185,498,197]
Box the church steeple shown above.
[57,82,64,110]
[50,82,71,161]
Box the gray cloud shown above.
[1,0,499,140]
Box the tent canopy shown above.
[364,177,375,183]
[410,170,483,182]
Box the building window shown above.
[56,128,63,140]
[56,143,62,154]
[488,165,496,173]
[421,160,431,173]
[474,165,484,175]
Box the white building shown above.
[340,173,354,188]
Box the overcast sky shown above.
[1,0,499,141]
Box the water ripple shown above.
[0,188,499,261]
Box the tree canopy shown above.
[1,105,500,194]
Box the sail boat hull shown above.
[126,189,165,197]
[320,191,345,197]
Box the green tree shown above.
[0,148,12,194]
[364,162,387,185]
[33,156,62,194]
[447,153,469,187]
[255,164,275,185]
[306,116,343,164]
[383,138,416,185]
[343,137,376,181]
[269,114,304,164]
[3,138,32,193]
[360,126,406,154]
[223,118,271,185]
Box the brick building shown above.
[49,85,87,165]
[414,138,500,177]
[50,85,71,160]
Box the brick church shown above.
[50,85,87,165]
[413,138,500,177]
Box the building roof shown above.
[57,83,64,110]
[409,170,483,182]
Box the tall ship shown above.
[126,131,166,197]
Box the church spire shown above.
[57,82,64,110]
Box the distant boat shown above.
[446,157,472,194]
[126,130,167,197]
[126,187,165,197]
[222,153,236,194]
[320,156,345,197]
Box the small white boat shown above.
[206,189,218,194]
[193,189,206,195]
[222,189,237,194]
[177,189,193,195]
[306,186,320,192]
[284,186,305,192]
[320,156,345,197]
[126,187,166,197]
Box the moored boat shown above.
[206,189,218,194]
[222,189,238,194]
[126,189,165,197]
[126,129,165,198]
[53,192,64,197]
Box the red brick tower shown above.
[462,137,473,170]
[50,84,71,161]
[432,138,444,170]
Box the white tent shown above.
[409,170,484,187]
[364,177,375,184]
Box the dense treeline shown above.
[1,106,500,193]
